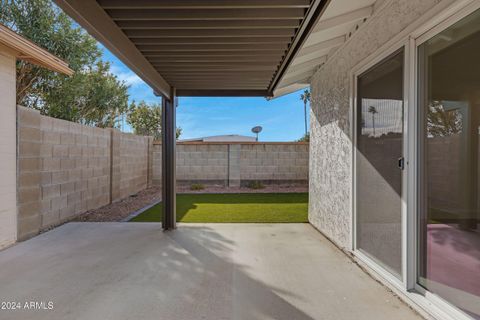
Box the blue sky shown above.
[102,48,309,142]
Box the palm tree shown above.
[300,89,311,136]
[368,106,378,136]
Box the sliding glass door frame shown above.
[411,2,480,319]
[351,39,410,289]
[350,1,480,319]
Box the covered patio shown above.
[0,223,421,320]
[53,0,378,230]
[0,0,432,319]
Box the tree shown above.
[300,89,311,136]
[0,0,129,127]
[297,132,310,142]
[427,101,462,137]
[127,101,182,140]
[368,106,378,136]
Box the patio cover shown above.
[54,0,332,99]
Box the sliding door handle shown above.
[398,157,405,170]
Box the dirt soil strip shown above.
[75,185,308,222]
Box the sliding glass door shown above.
[418,8,480,319]
[356,49,404,278]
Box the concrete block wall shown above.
[16,107,307,240]
[17,107,111,239]
[117,132,150,200]
[40,114,111,230]
[152,143,162,186]
[17,107,151,240]
[239,144,309,185]
[228,145,240,187]
[152,142,309,187]
[178,143,229,183]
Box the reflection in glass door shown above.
[418,8,480,319]
[356,49,404,278]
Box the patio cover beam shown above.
[97,0,311,9]
[54,0,172,99]
[106,8,306,20]
[115,20,301,30]
[176,90,269,97]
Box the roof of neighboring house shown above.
[180,134,257,143]
[0,23,73,75]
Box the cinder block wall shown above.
[152,142,309,187]
[239,144,309,185]
[17,106,151,240]
[178,143,229,184]
[117,132,150,200]
[17,106,307,239]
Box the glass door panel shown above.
[356,49,404,278]
[418,8,480,319]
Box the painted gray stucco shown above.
[308,0,445,248]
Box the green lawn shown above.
[130,193,308,223]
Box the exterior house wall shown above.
[308,0,447,248]
[0,50,17,249]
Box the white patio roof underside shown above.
[274,0,380,97]
[54,0,381,99]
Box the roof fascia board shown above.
[176,89,269,97]
[311,5,373,33]
[268,0,331,94]
[0,24,73,75]
[272,83,308,98]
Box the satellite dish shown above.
[251,126,262,134]
[251,126,263,141]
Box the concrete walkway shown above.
[0,223,422,320]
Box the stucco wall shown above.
[308,0,445,248]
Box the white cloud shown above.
[110,65,144,87]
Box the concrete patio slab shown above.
[0,223,422,320]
